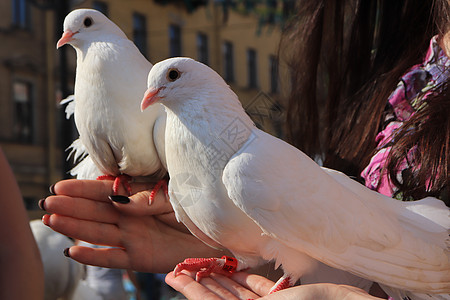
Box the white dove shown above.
[140,57,450,297]
[57,9,167,196]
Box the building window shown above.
[12,0,30,29]
[169,24,182,57]
[13,81,33,143]
[93,1,108,16]
[267,0,277,24]
[269,55,279,94]
[223,41,234,83]
[247,48,258,88]
[133,13,147,57]
[197,33,208,65]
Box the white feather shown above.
[61,94,76,119]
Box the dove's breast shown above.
[73,43,164,177]
[165,113,268,258]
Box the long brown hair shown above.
[281,0,448,194]
[387,81,450,204]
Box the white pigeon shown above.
[140,57,450,298]
[57,9,167,193]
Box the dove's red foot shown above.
[97,174,132,195]
[174,256,238,282]
[149,179,169,205]
[269,275,293,294]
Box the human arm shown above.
[0,148,44,300]
[165,271,384,300]
[42,179,225,273]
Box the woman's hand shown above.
[166,271,384,300]
[42,179,223,273]
[42,179,385,300]
[166,271,273,299]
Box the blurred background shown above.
[0,0,294,298]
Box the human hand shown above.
[42,179,223,273]
[166,271,384,300]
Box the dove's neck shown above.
[74,36,151,109]
[165,87,254,136]
[164,89,256,176]
[75,33,131,62]
[166,84,251,120]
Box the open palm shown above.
[43,179,223,273]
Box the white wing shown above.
[222,129,450,293]
[168,177,224,250]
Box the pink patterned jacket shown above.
[361,36,450,198]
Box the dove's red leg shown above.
[149,179,169,204]
[96,174,132,195]
[174,256,238,282]
[268,275,293,294]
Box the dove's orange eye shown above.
[84,17,93,27]
[167,69,181,82]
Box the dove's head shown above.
[57,9,126,49]
[141,57,229,111]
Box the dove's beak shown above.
[141,87,164,111]
[57,30,76,49]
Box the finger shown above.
[52,179,117,200]
[110,188,173,216]
[231,272,273,296]
[208,273,260,299]
[65,246,131,270]
[165,271,226,300]
[109,190,188,234]
[43,214,122,247]
[52,179,156,201]
[43,195,120,224]
[339,285,372,296]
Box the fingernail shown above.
[108,195,130,204]
[38,198,46,211]
[42,214,50,226]
[63,248,71,258]
[49,184,56,195]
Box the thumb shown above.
[109,188,173,216]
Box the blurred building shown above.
[0,0,291,216]
[0,0,60,218]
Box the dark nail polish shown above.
[108,195,130,204]
[38,199,46,211]
[63,248,71,258]
[49,184,56,195]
